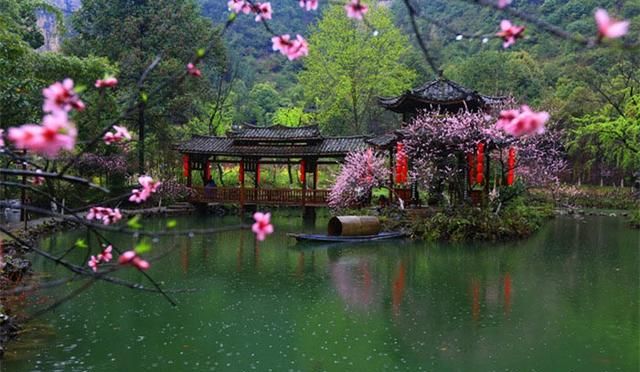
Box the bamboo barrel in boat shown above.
[327,216,381,236]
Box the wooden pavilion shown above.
[378,77,505,120]
[374,77,508,205]
[176,124,368,209]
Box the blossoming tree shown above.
[402,107,565,206]
[328,149,390,209]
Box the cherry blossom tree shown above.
[402,107,565,206]
[328,149,390,209]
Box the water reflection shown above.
[391,261,406,316]
[3,215,638,371]
[504,272,512,315]
[330,258,376,312]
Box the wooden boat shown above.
[288,231,406,243]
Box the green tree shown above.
[65,0,225,173]
[444,50,547,105]
[299,5,416,135]
[570,95,640,175]
[272,107,312,127]
[246,82,281,126]
[0,0,111,127]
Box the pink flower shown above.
[345,0,368,20]
[129,188,149,203]
[272,34,292,53]
[497,105,549,137]
[95,77,118,88]
[100,245,113,262]
[88,255,100,272]
[187,63,202,77]
[139,175,161,193]
[118,250,150,270]
[103,125,131,145]
[271,34,309,61]
[39,111,77,157]
[228,0,251,14]
[496,20,525,48]
[129,175,161,203]
[254,2,272,22]
[300,0,318,11]
[8,111,77,158]
[31,169,45,185]
[495,109,520,130]
[86,207,123,225]
[595,9,629,40]
[497,0,511,8]
[42,79,85,113]
[8,124,43,150]
[252,212,274,241]
[88,245,114,272]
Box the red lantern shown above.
[476,142,485,185]
[395,143,408,184]
[239,160,245,184]
[300,159,306,185]
[467,153,476,185]
[507,147,516,186]
[182,154,190,177]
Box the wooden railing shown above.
[190,187,330,206]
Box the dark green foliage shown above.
[0,0,111,127]
[410,198,554,242]
[64,0,226,172]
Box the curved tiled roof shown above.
[379,78,506,113]
[366,133,399,148]
[228,124,322,141]
[176,135,367,158]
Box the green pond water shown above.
[2,213,639,371]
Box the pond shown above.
[3,213,639,371]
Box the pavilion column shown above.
[240,158,245,209]
[389,147,395,201]
[312,158,319,205]
[255,160,260,189]
[484,147,491,198]
[183,154,192,187]
[301,158,307,207]
[313,163,318,190]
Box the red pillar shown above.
[507,147,516,186]
[476,142,485,185]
